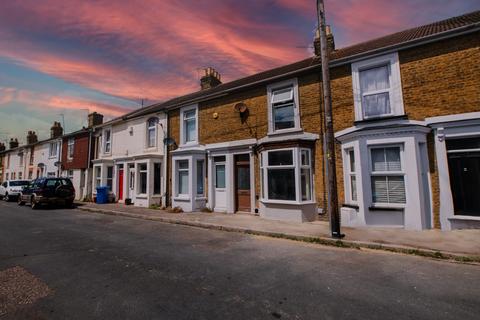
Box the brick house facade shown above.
[61,129,93,200]
[143,11,479,229]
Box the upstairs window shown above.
[360,65,391,118]
[103,129,111,154]
[352,53,404,121]
[147,118,158,148]
[49,142,58,158]
[267,79,300,133]
[67,138,75,159]
[180,105,198,145]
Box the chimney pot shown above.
[50,121,63,139]
[26,130,38,145]
[314,25,335,56]
[88,112,104,128]
[200,67,222,90]
[9,138,19,149]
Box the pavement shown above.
[0,201,479,319]
[77,202,480,262]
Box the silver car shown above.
[0,180,30,202]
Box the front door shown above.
[118,168,124,200]
[235,154,251,212]
[448,152,480,216]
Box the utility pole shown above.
[316,0,343,238]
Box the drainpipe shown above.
[86,128,93,200]
[161,111,168,207]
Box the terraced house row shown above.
[1,11,479,231]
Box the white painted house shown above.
[92,111,167,208]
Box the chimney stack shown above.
[50,121,63,139]
[26,131,38,145]
[88,112,104,128]
[200,67,222,90]
[0,142,5,152]
[9,138,19,149]
[314,25,335,56]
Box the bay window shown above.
[196,160,204,195]
[345,149,357,203]
[106,166,113,191]
[177,160,189,195]
[370,146,406,205]
[153,163,161,195]
[267,79,300,133]
[95,167,101,188]
[261,148,313,203]
[138,163,147,195]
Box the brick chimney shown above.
[200,67,222,90]
[26,131,38,145]
[314,25,335,56]
[50,121,63,138]
[0,142,5,152]
[9,138,19,149]
[88,112,104,128]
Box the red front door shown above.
[118,168,124,200]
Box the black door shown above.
[448,152,480,216]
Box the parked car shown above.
[17,177,75,209]
[0,180,30,202]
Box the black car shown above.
[18,177,75,209]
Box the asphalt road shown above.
[0,201,479,320]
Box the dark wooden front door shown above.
[235,155,251,212]
[448,152,480,216]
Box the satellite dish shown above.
[234,102,248,113]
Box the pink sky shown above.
[0,0,478,140]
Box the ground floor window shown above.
[18,172,23,180]
[177,160,189,195]
[370,146,406,204]
[95,167,101,188]
[261,148,313,202]
[138,163,147,194]
[344,149,357,203]
[106,166,113,191]
[153,163,161,195]
[196,160,204,196]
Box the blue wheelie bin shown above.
[96,186,109,204]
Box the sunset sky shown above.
[0,0,478,143]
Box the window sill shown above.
[354,114,407,125]
[342,203,359,209]
[260,199,316,206]
[174,195,190,201]
[136,195,147,199]
[448,215,480,222]
[369,205,404,211]
[267,128,303,136]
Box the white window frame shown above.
[146,117,158,148]
[103,128,112,155]
[176,159,190,197]
[180,105,198,146]
[94,166,101,188]
[352,52,404,121]
[19,153,24,166]
[260,147,313,204]
[343,148,358,204]
[196,159,205,196]
[368,144,406,207]
[214,156,226,191]
[67,138,75,159]
[267,78,301,134]
[49,142,58,158]
[137,163,148,195]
